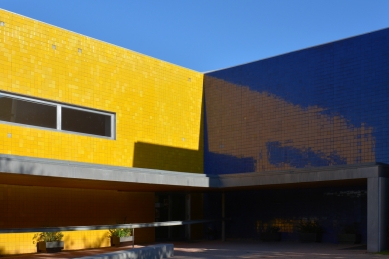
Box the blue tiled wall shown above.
[204,28,389,174]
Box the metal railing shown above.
[0,219,219,248]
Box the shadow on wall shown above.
[204,151,255,175]
[203,76,376,174]
[203,91,257,175]
[266,141,347,168]
[133,142,203,173]
[62,231,110,250]
[133,101,204,174]
[81,234,109,249]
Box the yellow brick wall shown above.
[0,184,155,255]
[0,230,111,255]
[0,9,204,255]
[0,9,204,173]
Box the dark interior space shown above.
[218,184,368,243]
[0,95,56,129]
[155,193,186,241]
[61,107,111,137]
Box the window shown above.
[0,95,57,129]
[0,92,115,138]
[62,107,112,137]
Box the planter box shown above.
[337,234,361,244]
[111,236,134,247]
[299,233,322,243]
[260,232,282,242]
[37,241,64,253]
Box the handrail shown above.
[0,219,219,234]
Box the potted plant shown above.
[109,227,133,247]
[337,223,361,244]
[32,231,64,253]
[260,225,282,242]
[297,220,324,243]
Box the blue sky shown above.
[1,1,389,72]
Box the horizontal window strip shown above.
[0,92,115,139]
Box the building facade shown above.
[0,9,388,255]
[0,9,204,254]
[203,27,389,246]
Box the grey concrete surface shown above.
[368,177,381,252]
[172,241,387,259]
[73,244,174,259]
[0,154,212,188]
[2,241,387,259]
[368,177,389,252]
[215,164,380,188]
[0,154,385,190]
[73,247,156,259]
[147,244,174,258]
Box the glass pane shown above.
[62,107,111,137]
[0,95,57,129]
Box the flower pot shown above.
[337,234,361,244]
[110,236,134,247]
[299,233,322,243]
[260,232,282,242]
[37,241,64,253]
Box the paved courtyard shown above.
[2,240,388,258]
[173,241,385,259]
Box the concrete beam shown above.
[0,154,211,189]
[0,154,384,191]
[215,165,380,188]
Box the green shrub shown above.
[108,228,132,237]
[108,217,132,237]
[32,232,64,244]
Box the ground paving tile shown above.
[1,241,388,258]
[173,241,386,259]
[0,245,141,258]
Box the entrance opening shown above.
[155,193,186,241]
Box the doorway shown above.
[155,193,186,241]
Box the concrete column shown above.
[168,194,172,239]
[222,192,225,241]
[185,193,191,240]
[367,177,389,252]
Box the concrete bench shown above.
[147,244,174,258]
[74,243,174,259]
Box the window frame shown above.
[0,91,116,139]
